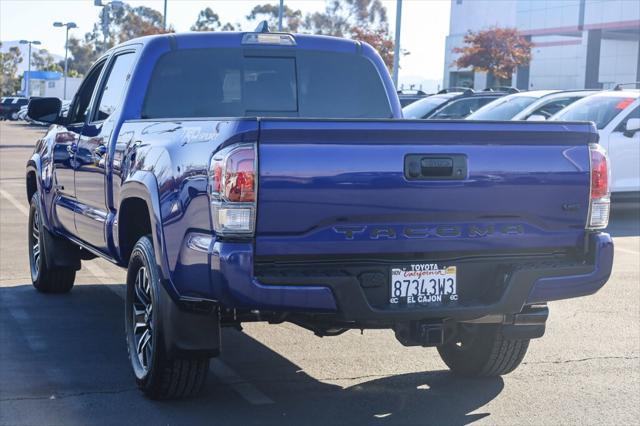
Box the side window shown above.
[615,106,640,132]
[67,60,106,124]
[530,97,576,119]
[93,52,136,122]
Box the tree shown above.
[117,5,171,41]
[32,49,63,73]
[0,43,23,96]
[349,27,394,71]
[244,0,400,71]
[246,4,302,32]
[65,36,100,77]
[303,0,388,37]
[191,7,236,31]
[65,3,172,77]
[453,27,532,81]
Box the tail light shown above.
[209,143,257,237]
[587,144,610,229]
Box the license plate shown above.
[389,264,458,305]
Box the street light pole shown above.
[54,22,77,100]
[163,0,167,30]
[19,40,41,98]
[392,0,402,88]
[278,0,284,31]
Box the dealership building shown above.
[443,0,640,90]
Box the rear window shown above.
[553,95,637,129]
[467,96,537,120]
[142,48,391,119]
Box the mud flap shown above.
[158,279,221,359]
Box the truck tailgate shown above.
[255,119,597,258]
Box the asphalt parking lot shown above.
[0,120,639,426]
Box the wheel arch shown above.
[117,171,172,289]
[25,154,55,231]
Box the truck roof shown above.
[116,31,363,55]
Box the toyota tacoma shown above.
[25,27,613,399]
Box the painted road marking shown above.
[2,188,274,405]
[109,276,273,405]
[0,188,29,216]
[616,246,640,256]
[209,359,275,405]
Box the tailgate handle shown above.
[405,154,467,180]
[421,158,453,176]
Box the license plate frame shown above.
[389,264,458,306]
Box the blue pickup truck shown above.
[25,27,613,399]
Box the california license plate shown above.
[389,264,458,305]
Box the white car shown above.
[467,90,599,121]
[512,90,598,121]
[466,90,559,121]
[551,89,640,200]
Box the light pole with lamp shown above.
[19,40,41,98]
[53,21,77,100]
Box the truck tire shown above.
[28,193,76,293]
[125,235,209,399]
[437,324,529,377]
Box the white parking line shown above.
[209,359,275,405]
[0,188,29,216]
[616,246,640,256]
[110,274,273,405]
[2,187,274,405]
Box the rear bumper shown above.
[209,232,613,321]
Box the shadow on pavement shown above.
[0,284,503,425]
[607,208,640,237]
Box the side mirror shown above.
[624,118,640,137]
[526,114,547,121]
[27,97,62,124]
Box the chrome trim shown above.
[186,234,213,253]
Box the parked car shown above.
[467,90,559,120]
[0,96,29,120]
[468,90,599,121]
[26,28,613,400]
[402,91,462,119]
[424,90,509,119]
[551,89,639,202]
[512,90,598,121]
[397,89,429,107]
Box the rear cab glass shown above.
[142,48,392,119]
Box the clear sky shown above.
[0,0,451,88]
